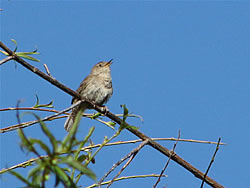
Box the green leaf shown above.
[62,108,84,148]
[9,39,40,61]
[104,136,108,142]
[77,154,87,163]
[119,104,129,130]
[55,175,60,187]
[32,47,38,53]
[61,157,96,181]
[28,165,42,179]
[11,39,18,52]
[29,138,51,155]
[27,112,57,154]
[18,128,33,152]
[74,127,95,160]
[119,105,139,131]
[86,151,95,164]
[16,51,40,55]
[121,104,129,119]
[28,165,45,185]
[34,94,54,108]
[44,172,50,181]
[16,53,40,62]
[9,170,35,187]
[21,160,33,168]
[52,165,76,188]
[106,121,116,127]
[126,125,139,130]
[38,118,58,153]
[37,101,54,108]
[62,168,71,173]
[91,112,102,119]
[34,94,40,107]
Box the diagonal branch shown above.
[0,41,81,99]
[99,139,149,185]
[200,137,221,188]
[106,139,149,188]
[153,130,181,187]
[0,41,224,188]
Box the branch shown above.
[0,138,223,175]
[106,155,136,188]
[0,107,226,146]
[0,55,14,65]
[0,106,143,132]
[0,41,80,99]
[0,101,82,133]
[0,107,60,113]
[153,130,181,187]
[106,140,149,187]
[99,139,149,185]
[43,64,51,76]
[200,137,221,188]
[87,174,167,188]
[0,41,224,188]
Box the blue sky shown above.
[1,1,250,188]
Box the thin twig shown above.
[0,105,224,145]
[106,155,136,188]
[43,64,51,76]
[0,41,224,188]
[0,55,14,65]
[0,116,64,133]
[75,130,121,184]
[200,137,221,188]
[88,174,167,188]
[0,137,224,175]
[106,139,149,188]
[0,101,82,133]
[153,130,181,187]
[0,107,143,122]
[0,107,60,113]
[99,139,149,186]
[0,106,143,132]
[16,100,23,125]
[0,113,140,133]
[0,156,45,174]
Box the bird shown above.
[64,60,113,131]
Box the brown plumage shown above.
[64,60,113,131]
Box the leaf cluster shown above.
[0,39,40,62]
[10,110,96,188]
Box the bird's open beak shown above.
[105,59,113,66]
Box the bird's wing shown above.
[71,75,93,104]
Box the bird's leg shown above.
[100,105,109,115]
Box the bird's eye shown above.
[98,64,102,67]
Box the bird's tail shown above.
[64,103,88,132]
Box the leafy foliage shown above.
[34,94,54,108]
[120,104,138,131]
[10,110,96,187]
[0,39,40,62]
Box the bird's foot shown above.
[100,105,109,115]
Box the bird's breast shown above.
[81,78,113,105]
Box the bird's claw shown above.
[101,106,109,115]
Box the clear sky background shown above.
[1,1,250,188]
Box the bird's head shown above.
[91,59,113,75]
